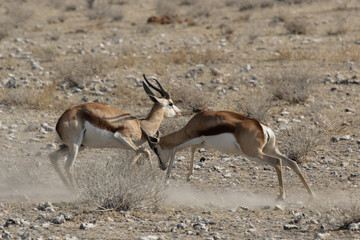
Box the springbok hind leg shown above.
[64,143,80,188]
[186,146,197,181]
[49,146,71,187]
[280,155,315,199]
[261,154,286,201]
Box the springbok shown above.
[49,74,181,188]
[146,110,315,200]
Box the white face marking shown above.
[156,98,181,118]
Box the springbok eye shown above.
[169,102,173,107]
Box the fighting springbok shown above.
[49,74,181,188]
[146,110,315,200]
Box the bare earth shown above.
[0,0,360,239]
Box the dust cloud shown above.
[165,183,360,210]
[165,183,277,209]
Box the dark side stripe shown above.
[198,124,236,136]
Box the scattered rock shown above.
[185,66,204,79]
[2,230,12,239]
[274,204,285,211]
[314,232,331,239]
[41,123,54,132]
[80,222,96,230]
[348,222,360,231]
[51,215,66,224]
[192,222,208,232]
[37,202,56,212]
[4,218,19,227]
[139,236,158,240]
[176,222,187,229]
[283,224,298,230]
[210,67,221,76]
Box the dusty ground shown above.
[0,0,360,239]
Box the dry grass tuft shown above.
[278,123,323,163]
[284,16,310,35]
[327,44,360,62]
[56,54,114,88]
[0,1,34,40]
[32,46,60,63]
[267,69,313,104]
[271,47,316,61]
[0,85,60,110]
[172,47,230,65]
[155,0,178,16]
[168,84,208,115]
[86,1,123,22]
[326,25,349,36]
[75,156,165,211]
[237,90,272,124]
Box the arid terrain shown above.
[0,0,360,239]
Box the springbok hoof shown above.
[275,195,286,202]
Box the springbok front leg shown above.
[114,132,152,167]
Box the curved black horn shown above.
[143,74,170,99]
[142,81,155,97]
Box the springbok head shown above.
[142,74,181,118]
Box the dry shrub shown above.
[159,115,189,135]
[278,123,323,163]
[227,0,273,10]
[32,46,59,63]
[57,55,114,88]
[277,104,341,164]
[0,1,33,40]
[168,84,208,115]
[237,90,272,123]
[75,156,165,211]
[4,1,34,27]
[327,44,360,62]
[190,2,212,19]
[120,46,230,70]
[271,47,316,61]
[268,69,313,104]
[87,1,123,21]
[172,47,230,65]
[284,16,310,35]
[0,15,12,40]
[116,54,137,68]
[155,0,178,16]
[335,201,360,231]
[327,25,349,36]
[277,0,310,5]
[319,194,360,231]
[0,85,59,110]
[239,1,257,11]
